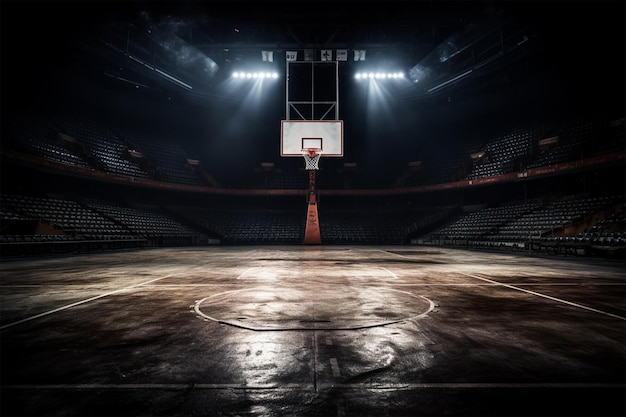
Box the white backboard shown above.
[280,120,343,157]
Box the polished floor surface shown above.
[1,246,625,416]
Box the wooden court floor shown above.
[1,246,624,417]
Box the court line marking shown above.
[3,282,623,289]
[193,287,436,330]
[377,283,626,286]
[236,267,254,280]
[461,272,626,321]
[380,267,400,280]
[3,382,624,390]
[330,358,341,377]
[0,274,182,331]
[374,249,411,258]
[235,266,399,280]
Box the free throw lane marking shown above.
[0,274,181,330]
[461,272,626,321]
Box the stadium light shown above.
[232,71,280,80]
[354,71,405,81]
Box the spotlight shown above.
[353,71,406,81]
[231,71,280,80]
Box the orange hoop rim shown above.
[302,148,322,157]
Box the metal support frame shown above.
[285,60,339,244]
[285,60,339,121]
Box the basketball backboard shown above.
[280,120,343,157]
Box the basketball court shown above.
[1,246,624,416]
[1,25,625,417]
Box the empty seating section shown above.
[1,190,623,255]
[603,118,626,155]
[115,126,205,186]
[169,205,448,245]
[5,111,207,186]
[0,195,212,249]
[433,201,541,241]
[414,140,480,186]
[54,115,151,179]
[1,196,66,246]
[494,195,614,240]
[589,202,626,234]
[266,173,308,189]
[526,141,574,168]
[527,114,613,168]
[401,114,621,187]
[6,113,93,169]
[85,202,206,244]
[429,195,625,252]
[549,202,626,247]
[1,108,623,255]
[466,124,539,180]
[321,208,444,245]
[1,194,135,240]
[0,233,76,245]
[192,209,305,244]
[4,108,622,190]
[320,211,377,244]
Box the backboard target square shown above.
[280,120,343,157]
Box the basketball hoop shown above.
[302,148,322,170]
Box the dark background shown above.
[2,1,625,187]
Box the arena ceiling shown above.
[2,1,624,185]
[99,1,541,100]
[4,0,623,107]
[5,1,575,102]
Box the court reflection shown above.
[194,286,434,330]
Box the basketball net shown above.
[302,148,322,170]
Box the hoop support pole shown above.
[303,160,321,244]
